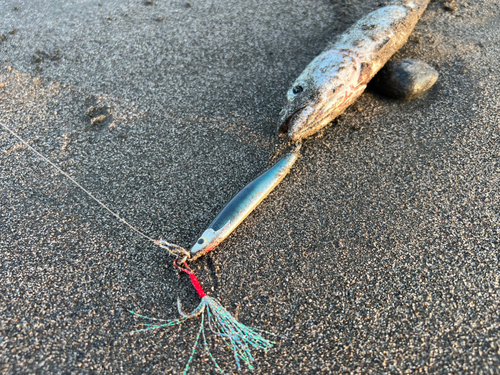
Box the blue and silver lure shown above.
[189,144,300,261]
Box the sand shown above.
[1,0,499,373]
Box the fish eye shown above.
[292,85,304,94]
[197,238,205,245]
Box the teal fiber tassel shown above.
[130,262,274,374]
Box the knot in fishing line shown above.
[154,239,191,264]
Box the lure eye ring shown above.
[292,85,304,94]
[197,238,205,245]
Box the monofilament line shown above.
[1,121,156,243]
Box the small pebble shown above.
[371,58,438,100]
[0,34,6,42]
[9,28,18,35]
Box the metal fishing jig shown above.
[188,143,301,261]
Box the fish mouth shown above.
[278,103,309,136]
[279,102,319,141]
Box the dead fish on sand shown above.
[279,0,431,141]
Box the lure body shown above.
[189,148,299,260]
[279,0,430,141]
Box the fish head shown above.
[189,227,218,259]
[278,78,316,140]
[279,50,364,141]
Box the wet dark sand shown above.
[1,0,499,373]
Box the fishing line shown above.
[0,121,156,243]
[2,121,287,372]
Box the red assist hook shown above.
[173,259,206,299]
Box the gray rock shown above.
[371,58,438,100]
